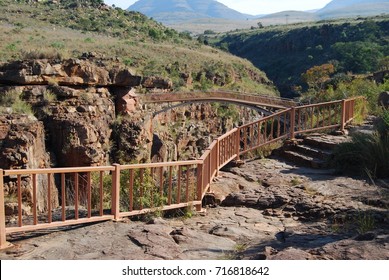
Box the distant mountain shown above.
[127,0,255,24]
[127,0,389,34]
[317,0,389,18]
[258,10,317,24]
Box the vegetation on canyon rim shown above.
[0,0,276,94]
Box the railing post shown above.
[216,139,220,177]
[290,107,296,140]
[0,169,11,249]
[196,162,203,212]
[236,127,240,161]
[111,164,121,221]
[341,99,347,132]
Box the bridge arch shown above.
[138,90,297,118]
[148,99,276,117]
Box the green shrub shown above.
[332,132,389,178]
[377,108,389,137]
[11,98,34,115]
[119,168,167,212]
[0,89,33,115]
[43,89,57,103]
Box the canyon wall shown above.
[0,58,264,215]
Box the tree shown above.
[378,56,389,71]
[332,41,383,73]
[302,63,335,92]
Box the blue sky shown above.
[104,0,333,15]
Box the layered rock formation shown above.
[0,59,146,213]
[0,114,57,212]
[0,58,264,215]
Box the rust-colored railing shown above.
[239,108,291,156]
[0,97,363,249]
[1,166,116,236]
[140,90,297,109]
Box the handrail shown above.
[0,96,363,249]
[139,90,297,109]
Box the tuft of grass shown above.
[303,185,318,196]
[43,89,57,103]
[332,132,389,178]
[355,211,376,234]
[290,177,302,186]
[11,99,34,115]
[0,89,34,115]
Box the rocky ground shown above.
[1,155,388,260]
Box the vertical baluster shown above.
[99,171,103,216]
[61,173,66,221]
[255,123,259,146]
[139,168,144,210]
[159,167,164,196]
[297,108,301,132]
[220,139,223,164]
[177,166,182,204]
[270,119,274,140]
[0,169,6,249]
[168,166,173,205]
[129,169,134,211]
[74,173,79,220]
[87,172,91,218]
[311,107,314,129]
[244,127,248,152]
[186,167,190,202]
[17,175,22,227]
[150,168,154,208]
[277,114,281,138]
[250,124,254,149]
[47,173,52,223]
[32,174,38,225]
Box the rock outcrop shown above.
[378,91,389,108]
[0,59,145,215]
[0,114,58,212]
[0,59,141,87]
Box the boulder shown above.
[378,91,389,108]
[109,68,141,87]
[142,76,173,89]
[113,88,138,114]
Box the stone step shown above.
[302,133,350,150]
[287,144,332,160]
[281,150,329,169]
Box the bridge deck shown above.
[139,91,297,109]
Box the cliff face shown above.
[0,58,264,215]
[0,59,146,213]
[0,114,56,213]
[150,103,263,162]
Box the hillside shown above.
[317,0,389,18]
[126,0,389,34]
[0,0,275,94]
[127,0,254,24]
[211,16,389,97]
